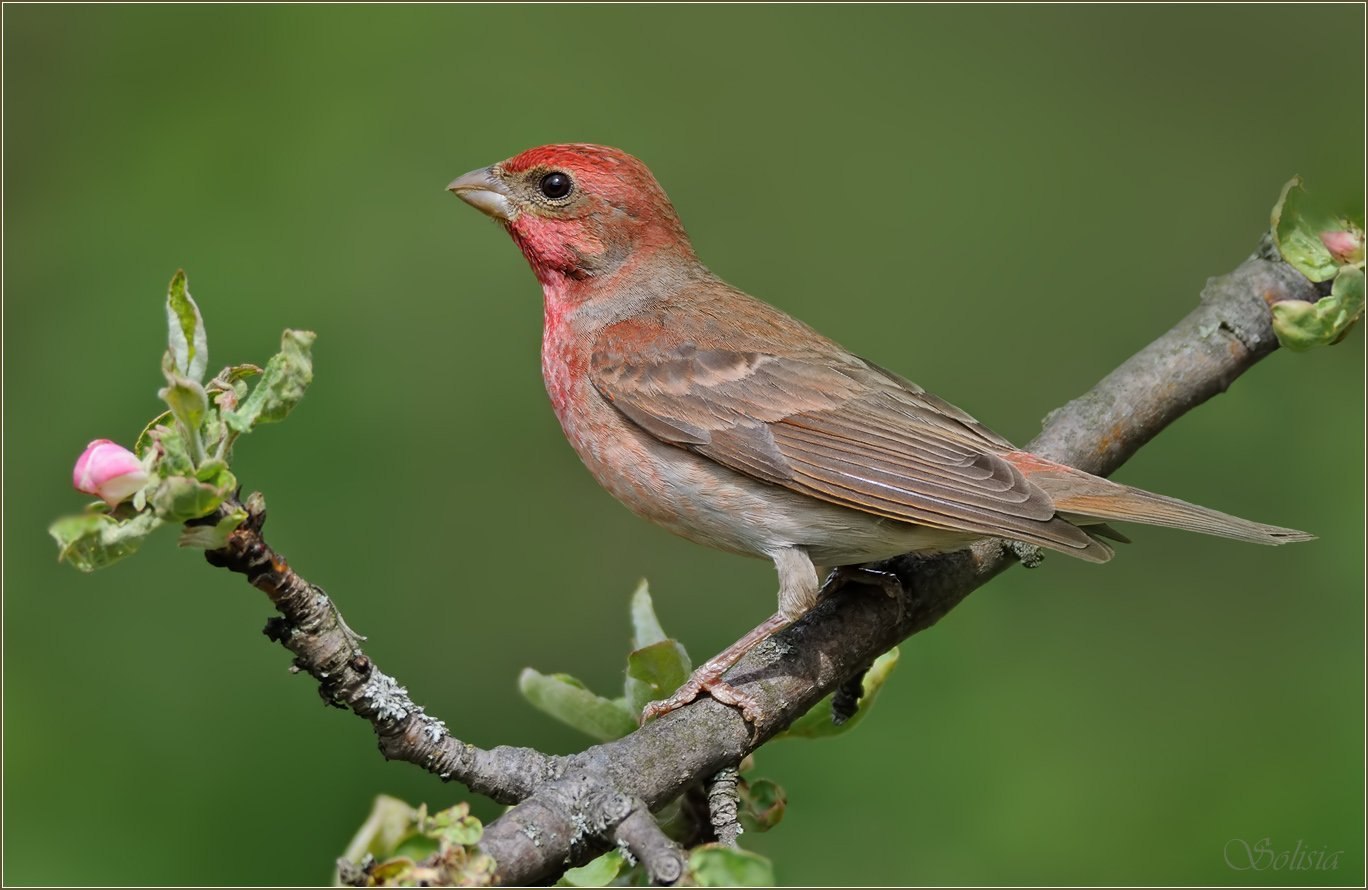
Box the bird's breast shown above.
[541,318,696,535]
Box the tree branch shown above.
[206,237,1320,885]
[203,495,564,806]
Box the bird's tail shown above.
[1005,451,1315,546]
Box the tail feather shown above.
[1005,451,1315,546]
[1084,522,1133,544]
[1054,485,1314,546]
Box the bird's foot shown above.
[642,672,762,726]
[640,611,793,728]
[820,565,909,629]
[819,565,906,600]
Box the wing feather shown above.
[591,337,1106,559]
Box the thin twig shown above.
[706,767,742,847]
[204,498,563,805]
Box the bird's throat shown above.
[505,215,622,289]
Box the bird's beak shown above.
[447,166,517,221]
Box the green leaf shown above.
[624,581,688,713]
[133,411,173,457]
[775,647,900,740]
[200,407,229,462]
[197,364,264,460]
[338,794,423,870]
[150,469,236,523]
[207,362,264,391]
[225,329,315,432]
[194,458,232,484]
[623,679,651,722]
[333,798,491,887]
[165,269,209,382]
[1271,177,1339,283]
[1272,266,1366,351]
[738,778,787,833]
[625,639,692,716]
[558,850,626,887]
[390,838,439,866]
[159,366,209,446]
[50,510,164,572]
[367,856,420,884]
[518,668,637,741]
[426,802,484,848]
[1328,266,1366,343]
[688,845,775,887]
[629,579,668,649]
[178,507,247,549]
[145,423,195,477]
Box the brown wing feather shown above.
[591,339,1108,560]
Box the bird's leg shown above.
[642,548,819,727]
[640,611,794,725]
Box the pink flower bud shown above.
[1320,230,1364,264]
[72,439,149,506]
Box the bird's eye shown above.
[539,172,573,200]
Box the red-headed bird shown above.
[448,144,1311,722]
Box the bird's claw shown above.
[820,565,909,625]
[820,565,905,600]
[642,677,763,726]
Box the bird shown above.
[447,143,1313,723]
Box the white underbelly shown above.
[612,422,977,566]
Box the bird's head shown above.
[448,144,695,289]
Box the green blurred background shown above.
[3,4,1363,886]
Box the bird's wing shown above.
[590,337,1108,560]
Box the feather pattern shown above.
[589,297,1113,561]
